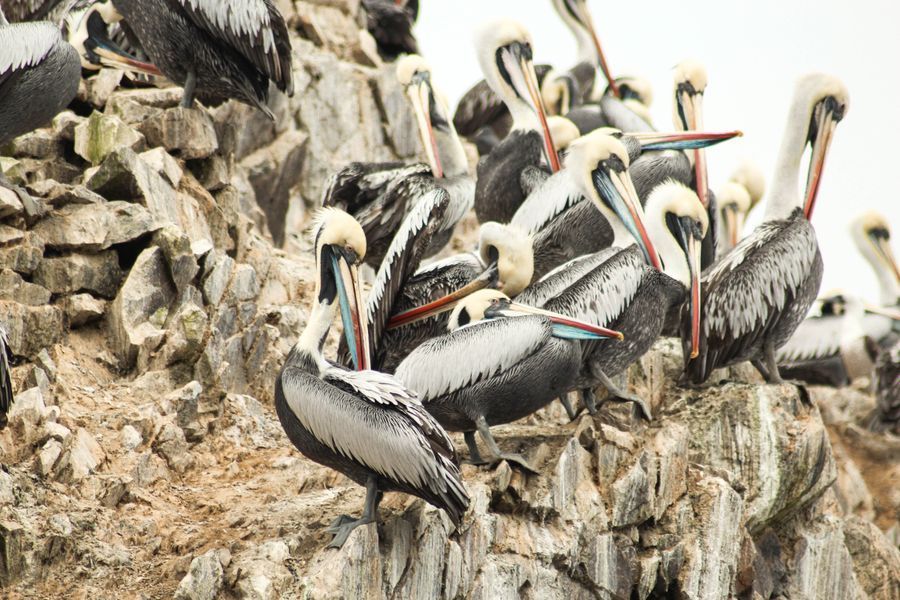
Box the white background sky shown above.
[415,0,898,302]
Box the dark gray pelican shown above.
[520,181,705,419]
[362,0,417,60]
[565,75,655,135]
[713,161,766,256]
[324,55,473,269]
[682,74,848,385]
[0,0,65,22]
[471,20,561,223]
[274,208,468,548]
[777,292,898,386]
[88,0,293,118]
[395,289,622,471]
[380,222,534,372]
[0,323,13,430]
[870,341,899,434]
[0,5,80,146]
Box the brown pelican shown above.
[274,208,468,548]
[87,0,293,118]
[714,181,751,255]
[395,289,622,471]
[471,20,561,223]
[0,4,80,151]
[549,0,619,102]
[851,211,900,349]
[682,74,848,385]
[0,0,66,22]
[520,180,705,419]
[565,75,655,136]
[870,341,899,434]
[362,0,417,60]
[728,160,767,213]
[324,55,473,269]
[381,222,534,372]
[0,323,13,430]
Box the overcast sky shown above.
[415,0,898,303]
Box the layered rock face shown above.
[0,2,898,599]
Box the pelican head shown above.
[541,69,579,117]
[850,211,899,301]
[551,0,619,97]
[564,130,661,268]
[728,160,766,210]
[547,116,580,152]
[613,75,653,107]
[673,59,710,208]
[716,181,752,250]
[475,19,560,171]
[645,181,707,358]
[311,209,370,370]
[397,54,444,178]
[448,289,509,330]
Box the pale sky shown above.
[416,0,899,303]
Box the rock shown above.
[229,541,292,600]
[0,521,26,586]
[87,69,125,108]
[139,147,184,188]
[36,439,63,477]
[34,349,57,382]
[0,233,44,274]
[6,129,63,159]
[74,111,145,165]
[33,251,123,298]
[40,183,107,208]
[201,250,235,307]
[52,110,84,142]
[86,147,180,224]
[108,246,177,368]
[120,425,143,450]
[787,516,863,599]
[842,516,900,599]
[54,428,106,483]
[31,201,158,251]
[0,301,64,357]
[0,269,51,305]
[174,549,225,600]
[139,107,219,160]
[0,186,24,218]
[0,471,15,505]
[153,226,199,293]
[64,293,107,327]
[154,422,194,474]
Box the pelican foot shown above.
[326,516,374,549]
[611,392,653,421]
[581,389,598,416]
[558,394,582,422]
[325,514,356,533]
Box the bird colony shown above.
[0,0,898,598]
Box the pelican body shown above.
[0,324,13,430]
[870,342,900,434]
[851,212,900,349]
[362,0,417,60]
[683,74,848,384]
[275,209,468,548]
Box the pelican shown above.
[380,222,534,372]
[520,180,704,419]
[682,74,848,385]
[86,0,293,118]
[714,181,751,255]
[728,160,767,213]
[362,0,417,60]
[777,293,897,386]
[324,55,473,269]
[870,342,899,434]
[275,209,468,548]
[471,20,560,224]
[395,289,622,471]
[565,75,655,135]
[851,212,900,349]
[0,323,13,430]
[550,0,619,102]
[0,0,66,22]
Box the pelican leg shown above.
[181,69,197,108]
[580,389,598,415]
[475,416,538,474]
[593,367,652,421]
[558,393,581,421]
[751,359,771,381]
[764,342,783,384]
[463,431,489,466]
[326,475,381,549]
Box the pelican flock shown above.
[2,0,896,555]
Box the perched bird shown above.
[395,289,622,472]
[323,55,473,269]
[0,4,81,147]
[471,20,560,224]
[88,0,294,118]
[549,0,619,102]
[728,160,767,213]
[682,74,848,385]
[0,0,65,22]
[851,211,899,349]
[0,323,13,430]
[869,341,900,434]
[274,209,468,548]
[362,0,418,60]
[714,181,751,256]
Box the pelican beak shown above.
[685,232,702,359]
[675,88,709,208]
[591,166,662,270]
[864,304,900,321]
[486,300,624,340]
[386,265,499,329]
[722,203,745,249]
[867,233,900,283]
[569,0,618,97]
[804,98,844,219]
[85,30,163,77]
[332,253,370,371]
[502,43,561,172]
[631,130,742,152]
[406,72,443,179]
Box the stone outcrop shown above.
[0,1,897,598]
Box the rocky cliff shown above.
[0,2,898,598]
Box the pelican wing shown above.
[0,324,12,428]
[598,95,655,133]
[518,248,619,308]
[510,171,583,235]
[776,315,842,363]
[368,185,449,358]
[362,0,418,57]
[519,165,550,198]
[452,78,506,138]
[279,365,467,522]
[395,316,551,401]
[0,0,63,22]
[178,0,293,94]
[0,21,59,84]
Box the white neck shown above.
[860,246,900,305]
[508,98,539,131]
[609,216,634,250]
[291,300,334,372]
[435,127,469,177]
[647,211,690,286]
[765,97,810,221]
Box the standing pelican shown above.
[362,0,417,60]
[714,181,751,255]
[275,209,468,548]
[0,5,81,147]
[0,324,13,430]
[324,55,473,269]
[395,289,622,471]
[471,20,560,224]
[683,74,848,385]
[549,0,619,102]
[88,0,293,118]
[851,212,900,349]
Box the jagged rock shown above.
[175,549,226,600]
[139,107,219,160]
[842,516,900,599]
[31,201,158,251]
[74,111,145,165]
[0,233,44,273]
[0,521,26,586]
[374,65,421,159]
[140,147,184,188]
[201,250,235,307]
[86,147,180,223]
[34,349,57,382]
[33,251,123,298]
[120,424,143,450]
[787,516,863,599]
[153,226,200,293]
[35,439,62,477]
[0,269,51,305]
[212,97,278,160]
[64,293,106,327]
[52,110,84,142]
[189,155,229,192]
[87,69,125,108]
[108,246,177,368]
[0,301,63,357]
[35,182,107,207]
[0,186,24,218]
[54,428,106,483]
[5,129,63,159]
[154,422,194,474]
[153,299,208,370]
[229,541,292,600]
[0,224,23,245]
